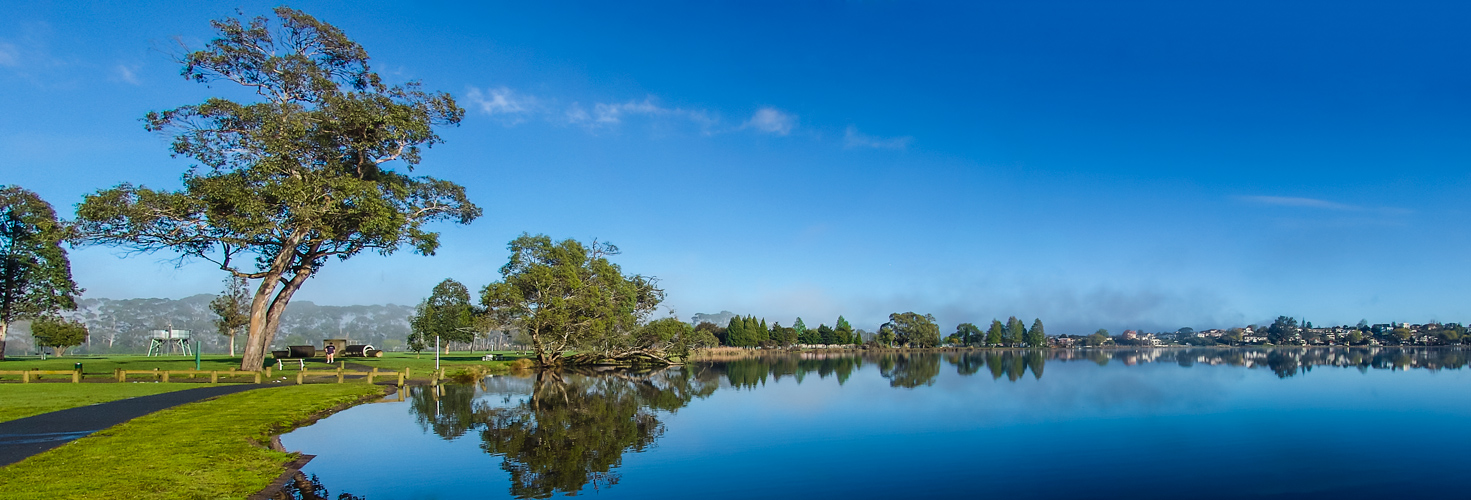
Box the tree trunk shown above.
[0,321,7,361]
[229,333,235,357]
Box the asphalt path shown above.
[0,384,264,467]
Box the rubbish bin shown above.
[74,362,82,373]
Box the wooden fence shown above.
[0,366,445,387]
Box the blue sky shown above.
[3,1,1470,334]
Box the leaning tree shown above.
[0,186,82,360]
[74,8,480,370]
[481,235,665,367]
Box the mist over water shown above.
[282,347,1471,499]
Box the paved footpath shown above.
[0,384,264,467]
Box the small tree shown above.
[1027,318,1046,347]
[954,323,982,346]
[885,312,940,348]
[208,275,250,356]
[30,316,88,357]
[480,235,663,366]
[409,279,476,354]
[1,186,82,360]
[985,320,1005,346]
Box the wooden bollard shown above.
[336,367,344,384]
[210,371,218,383]
[367,367,378,384]
[405,367,411,380]
[22,370,29,384]
[153,368,160,382]
[296,370,304,385]
[397,371,405,387]
[254,371,262,384]
[162,371,170,383]
[265,367,272,378]
[72,369,80,383]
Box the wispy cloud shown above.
[111,64,139,85]
[0,43,17,67]
[743,107,797,135]
[1238,195,1411,215]
[844,125,912,149]
[465,86,537,123]
[1239,195,1359,211]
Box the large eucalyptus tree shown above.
[74,8,480,370]
[0,186,82,360]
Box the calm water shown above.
[280,348,1471,499]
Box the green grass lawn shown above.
[0,384,210,423]
[0,355,248,377]
[0,351,535,382]
[327,350,530,372]
[0,383,386,500]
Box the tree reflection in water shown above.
[406,367,717,499]
[878,353,941,388]
[397,346,1471,498]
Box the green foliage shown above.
[72,8,479,371]
[207,276,250,356]
[884,312,940,348]
[1005,316,1026,347]
[693,321,725,346]
[723,315,767,347]
[0,185,82,360]
[408,278,476,354]
[480,235,663,365]
[1267,316,1299,344]
[835,316,854,345]
[877,323,896,347]
[1085,329,1110,346]
[817,324,837,345]
[1391,327,1414,343]
[954,323,982,346]
[1026,318,1046,347]
[29,316,88,356]
[986,320,1004,346]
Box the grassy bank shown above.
[0,355,248,375]
[0,351,534,376]
[0,384,386,500]
[0,384,207,422]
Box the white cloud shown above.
[743,107,796,135]
[1237,195,1411,216]
[0,43,16,67]
[1239,195,1358,211]
[592,99,663,124]
[112,64,139,85]
[465,86,536,118]
[844,125,912,149]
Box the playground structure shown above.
[146,329,192,357]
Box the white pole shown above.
[435,335,440,371]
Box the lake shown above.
[280,347,1471,499]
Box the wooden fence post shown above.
[22,370,29,384]
[296,369,304,385]
[211,371,218,383]
[397,371,405,387]
[162,371,170,383]
[72,369,80,383]
[254,371,262,384]
[405,367,411,381]
[337,367,343,384]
